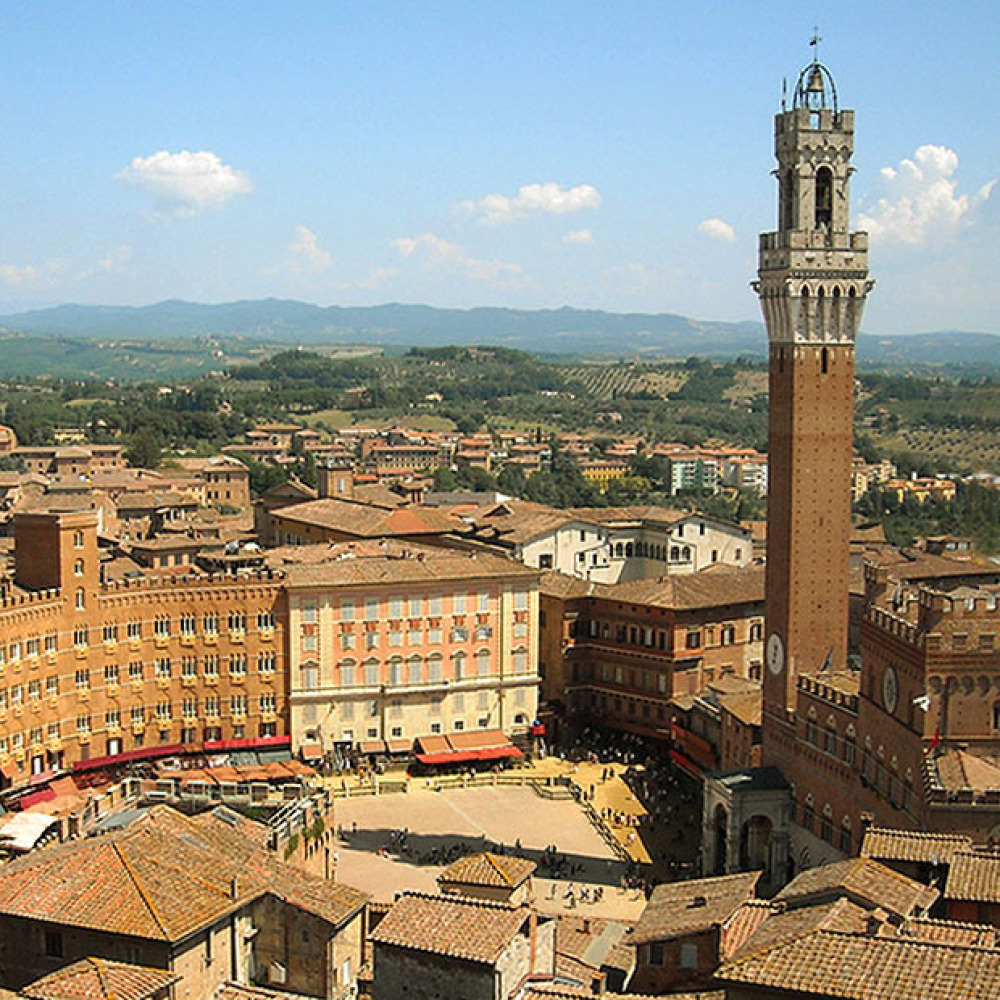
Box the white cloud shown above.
[289,226,332,272]
[351,266,400,291]
[563,228,594,246]
[0,259,65,287]
[78,245,132,280]
[462,182,601,225]
[697,217,736,243]
[115,150,252,218]
[859,144,995,245]
[392,232,525,287]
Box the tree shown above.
[125,427,162,469]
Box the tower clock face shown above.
[883,665,899,715]
[766,633,785,675]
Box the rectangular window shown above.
[302,603,318,624]
[126,621,141,640]
[44,633,57,654]
[390,596,404,618]
[478,593,489,613]
[428,627,442,645]
[514,590,528,611]
[46,676,59,697]
[453,593,466,615]
[365,599,379,621]
[428,596,442,616]
[203,613,219,635]
[341,599,355,621]
[408,596,423,618]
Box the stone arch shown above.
[740,814,773,874]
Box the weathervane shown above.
[810,27,822,62]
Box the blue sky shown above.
[1,2,997,334]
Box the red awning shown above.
[202,735,291,753]
[670,749,703,779]
[415,745,523,767]
[28,768,57,788]
[17,787,57,810]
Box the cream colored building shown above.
[283,541,540,751]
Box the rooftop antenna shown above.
[781,77,787,111]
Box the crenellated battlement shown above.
[867,606,921,645]
[797,673,859,713]
[0,587,63,612]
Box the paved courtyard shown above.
[332,783,646,920]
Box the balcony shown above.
[260,627,275,642]
[132,721,146,734]
[205,674,219,686]
[75,647,88,659]
[76,689,90,701]
[155,677,171,690]
[154,636,169,649]
[28,656,40,670]
[107,683,120,698]
[180,635,195,647]
[76,732,90,744]
[181,675,197,688]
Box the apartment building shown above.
[282,541,540,751]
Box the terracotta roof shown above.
[214,986,317,1000]
[271,497,452,537]
[860,826,972,866]
[21,960,178,1000]
[437,852,535,889]
[601,566,765,611]
[945,849,1000,904]
[538,570,606,600]
[896,917,1000,948]
[716,688,762,727]
[932,746,1000,794]
[0,804,366,942]
[774,858,937,918]
[727,898,870,962]
[274,540,537,588]
[631,871,760,944]
[717,927,1000,999]
[369,891,531,965]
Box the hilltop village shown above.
[0,54,999,1000]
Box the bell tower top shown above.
[791,31,839,113]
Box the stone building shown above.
[369,892,555,1000]
[540,566,764,745]
[0,804,367,1000]
[281,540,540,752]
[0,510,287,783]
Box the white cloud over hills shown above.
[392,232,525,288]
[115,150,252,218]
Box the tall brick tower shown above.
[755,50,874,750]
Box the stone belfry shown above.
[755,47,874,745]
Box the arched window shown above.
[670,546,680,561]
[452,651,466,681]
[625,543,633,558]
[780,168,796,229]
[615,542,624,558]
[815,166,833,228]
[407,656,423,686]
[820,804,834,843]
[840,815,853,853]
[75,588,85,611]
[682,546,691,561]
[74,559,84,577]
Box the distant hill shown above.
[0,300,996,371]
